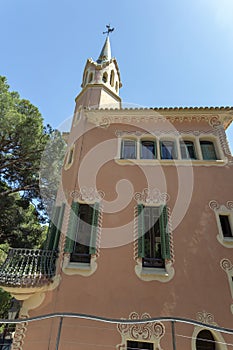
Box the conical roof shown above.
[97,36,111,63]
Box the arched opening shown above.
[115,81,118,92]
[88,72,93,83]
[84,71,88,85]
[110,70,115,86]
[196,330,215,350]
[102,72,108,83]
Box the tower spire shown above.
[97,25,114,64]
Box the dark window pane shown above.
[141,140,156,159]
[180,141,196,159]
[121,140,136,159]
[196,330,215,350]
[127,341,153,350]
[200,141,217,160]
[160,141,177,159]
[219,215,232,238]
[142,206,164,268]
[71,204,93,263]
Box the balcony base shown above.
[0,274,61,301]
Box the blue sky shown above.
[1,0,233,151]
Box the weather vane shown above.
[103,24,114,36]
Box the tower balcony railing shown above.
[0,248,57,288]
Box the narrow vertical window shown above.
[180,140,196,159]
[160,140,177,159]
[67,148,74,165]
[102,72,108,83]
[137,205,170,268]
[140,140,156,159]
[121,139,137,159]
[219,215,232,238]
[110,70,115,86]
[65,202,100,263]
[88,72,93,83]
[200,141,217,160]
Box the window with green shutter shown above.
[137,205,170,268]
[65,202,100,263]
[47,204,65,251]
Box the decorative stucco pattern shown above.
[11,319,28,350]
[117,312,165,350]
[196,311,217,326]
[70,186,105,202]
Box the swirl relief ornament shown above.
[117,312,165,350]
[134,188,170,205]
[196,311,217,326]
[220,258,233,272]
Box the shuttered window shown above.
[65,202,100,263]
[137,205,170,268]
[47,203,65,250]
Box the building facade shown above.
[1,35,233,350]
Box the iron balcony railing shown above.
[0,248,57,288]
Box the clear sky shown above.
[1,0,233,151]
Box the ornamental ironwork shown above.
[0,248,57,288]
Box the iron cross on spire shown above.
[103,24,114,36]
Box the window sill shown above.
[115,158,227,166]
[62,254,97,276]
[217,235,233,248]
[135,260,174,282]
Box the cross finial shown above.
[103,24,114,36]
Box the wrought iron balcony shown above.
[0,248,57,288]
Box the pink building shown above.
[1,33,233,350]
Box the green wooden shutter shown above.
[159,205,171,259]
[53,203,65,250]
[47,206,61,250]
[137,204,145,258]
[64,201,79,253]
[89,202,100,255]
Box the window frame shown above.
[159,139,178,160]
[180,139,197,160]
[137,204,171,267]
[121,138,137,159]
[140,139,157,160]
[200,140,218,160]
[65,201,100,264]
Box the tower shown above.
[0,31,233,350]
[75,34,122,110]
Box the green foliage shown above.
[0,76,66,248]
[0,76,66,220]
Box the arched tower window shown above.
[88,72,93,83]
[102,72,108,83]
[110,70,115,87]
[115,81,118,93]
[196,330,215,350]
[84,71,88,85]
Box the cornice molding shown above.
[84,108,232,129]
